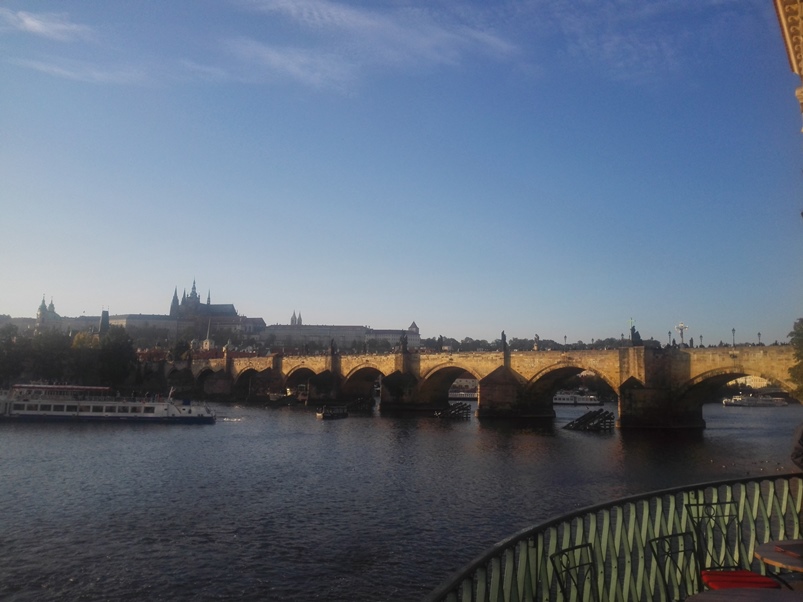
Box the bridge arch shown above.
[527,363,621,402]
[196,366,217,388]
[674,367,796,411]
[680,368,747,396]
[342,362,389,381]
[419,362,483,383]
[341,365,385,401]
[232,367,263,399]
[285,366,316,389]
[418,365,481,405]
[166,365,194,393]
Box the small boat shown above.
[0,384,216,424]
[552,390,602,406]
[722,394,787,407]
[316,405,348,420]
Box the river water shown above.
[1,402,802,601]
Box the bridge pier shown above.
[617,389,706,429]
[475,367,555,419]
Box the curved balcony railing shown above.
[424,473,803,602]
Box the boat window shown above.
[26,404,38,411]
[53,405,65,412]
[91,405,104,413]
[143,406,155,414]
[65,405,77,412]
[117,406,128,413]
[129,406,141,413]
[39,404,52,411]
[12,403,24,411]
[78,405,90,412]
[105,406,117,413]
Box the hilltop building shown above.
[7,296,103,336]
[263,316,420,351]
[9,282,420,352]
[110,280,265,341]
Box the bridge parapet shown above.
[339,354,398,379]
[191,358,226,379]
[418,351,504,381]
[282,355,329,377]
[509,349,632,390]
[229,356,273,380]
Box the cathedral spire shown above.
[170,287,180,317]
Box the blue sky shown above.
[1,1,801,346]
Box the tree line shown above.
[0,324,136,389]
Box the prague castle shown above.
[5,280,420,351]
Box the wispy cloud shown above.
[0,8,92,42]
[226,38,356,89]
[13,58,147,85]
[539,0,752,82]
[233,0,517,88]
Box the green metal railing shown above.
[424,473,803,602]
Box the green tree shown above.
[30,330,72,382]
[0,324,23,386]
[789,319,803,398]
[98,326,136,387]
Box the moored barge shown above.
[0,384,215,424]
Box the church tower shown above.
[170,287,180,317]
[98,310,110,335]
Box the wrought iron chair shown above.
[549,542,601,602]
[685,500,781,590]
[648,531,702,601]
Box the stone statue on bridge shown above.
[400,333,408,354]
[501,331,507,353]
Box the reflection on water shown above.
[0,402,801,601]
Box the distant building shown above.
[110,280,265,341]
[36,296,60,333]
[263,316,420,351]
[11,282,419,351]
[27,296,99,336]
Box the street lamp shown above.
[732,328,736,347]
[758,332,761,345]
[564,335,567,347]
[699,335,703,347]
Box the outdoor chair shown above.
[648,531,702,601]
[549,542,601,602]
[685,500,781,590]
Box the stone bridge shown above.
[156,344,797,428]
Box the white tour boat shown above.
[552,390,602,406]
[722,394,787,407]
[0,384,216,424]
